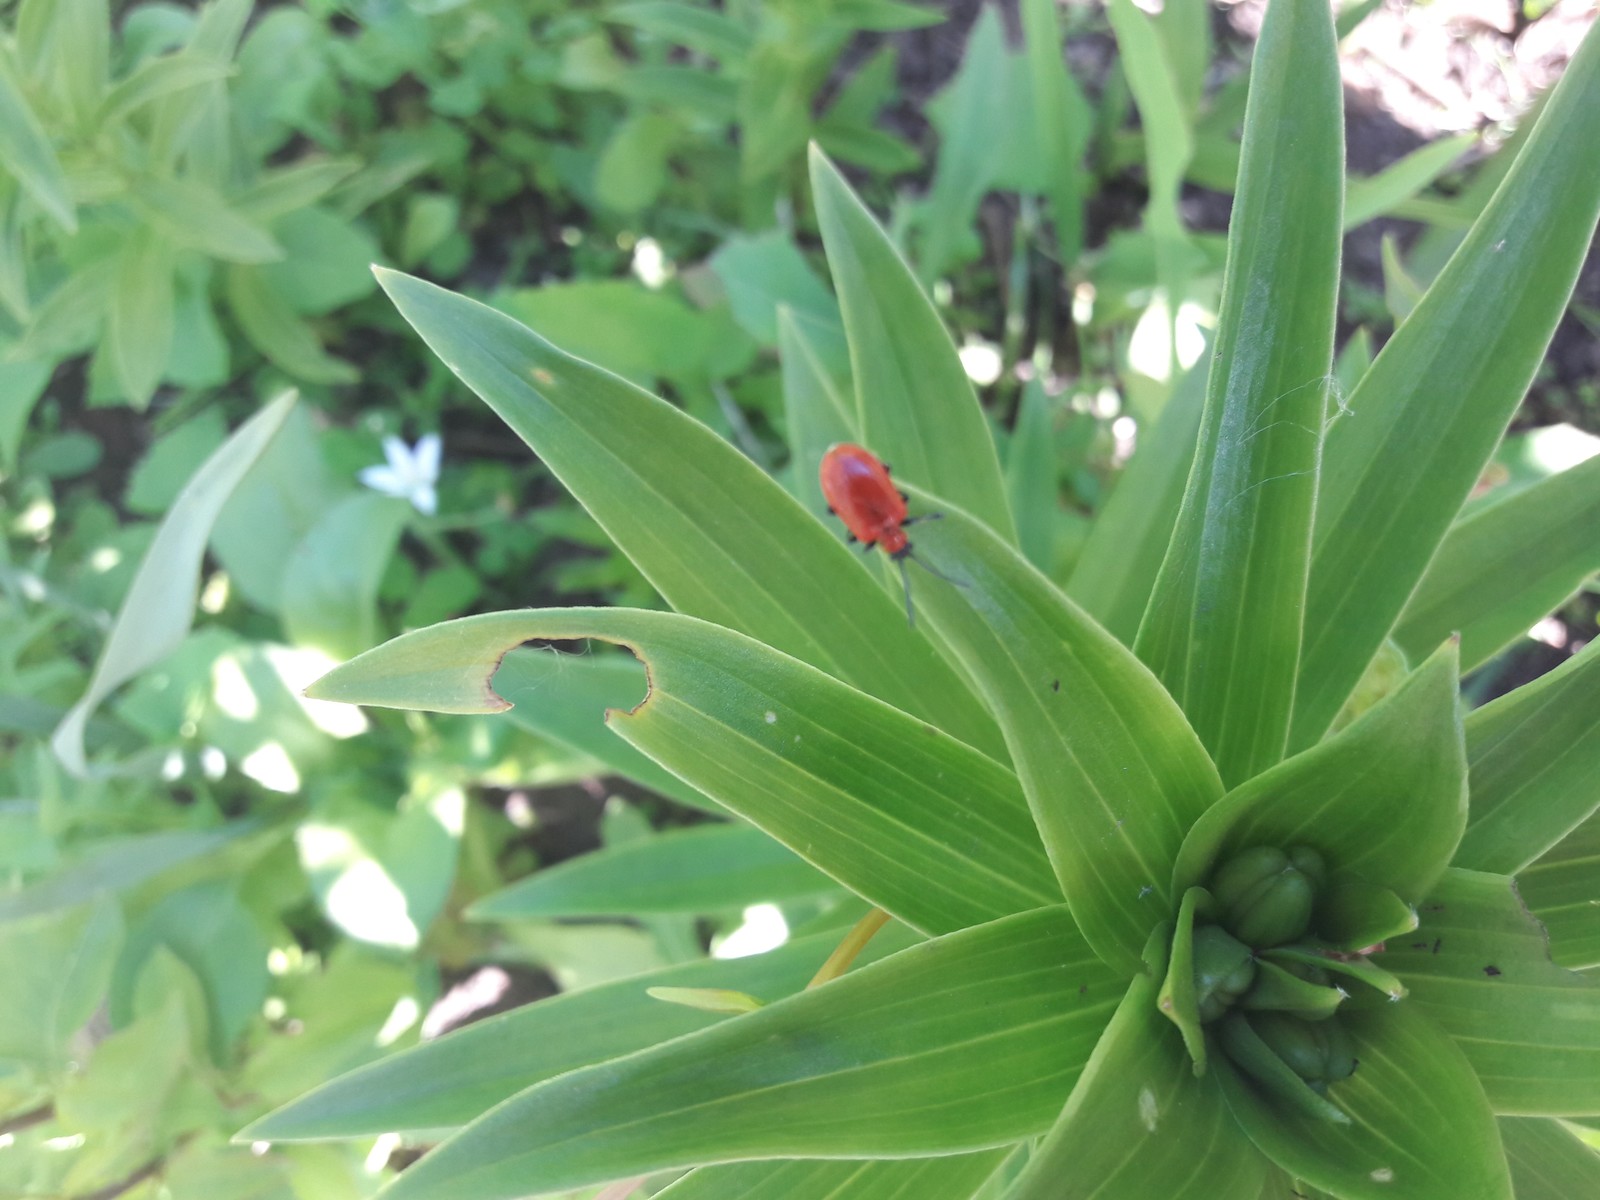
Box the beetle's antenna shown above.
[907,549,968,588]
[898,556,915,627]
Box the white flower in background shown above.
[359,434,440,515]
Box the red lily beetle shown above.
[819,442,960,625]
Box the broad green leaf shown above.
[1295,20,1600,747]
[656,1154,1007,1200]
[376,269,1002,758]
[95,53,233,129]
[711,232,840,345]
[51,394,297,775]
[1021,0,1091,263]
[281,493,409,659]
[365,907,1120,1200]
[1382,868,1600,1116]
[596,111,678,212]
[1501,1117,1600,1199]
[897,494,1223,974]
[809,147,1015,542]
[1009,957,1268,1200]
[1067,351,1207,644]
[110,878,270,1061]
[1396,455,1600,672]
[309,608,1057,935]
[1458,639,1600,874]
[258,206,379,316]
[493,648,715,813]
[242,923,922,1142]
[1219,1002,1511,1200]
[0,43,76,231]
[232,159,360,223]
[496,279,754,392]
[226,266,358,384]
[9,256,113,362]
[1005,379,1058,574]
[1135,0,1342,786]
[0,899,122,1071]
[470,823,835,919]
[1343,133,1476,229]
[209,403,345,612]
[105,229,175,409]
[777,306,856,526]
[1517,808,1600,970]
[128,176,282,263]
[1173,642,1465,905]
[0,359,51,469]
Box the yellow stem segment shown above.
[807,907,892,989]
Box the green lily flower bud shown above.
[1209,846,1289,909]
[1209,844,1323,948]
[1192,925,1256,1022]
[1319,1015,1357,1083]
[1248,1012,1359,1089]
[1288,845,1327,888]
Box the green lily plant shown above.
[242,1,1600,1196]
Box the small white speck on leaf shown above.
[1137,1087,1159,1132]
[1370,1168,1394,1183]
[763,711,777,724]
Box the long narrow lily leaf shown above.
[808,148,1015,542]
[241,923,921,1142]
[373,908,1122,1200]
[1296,21,1600,746]
[1517,808,1600,970]
[51,393,296,775]
[777,306,856,527]
[1005,379,1059,574]
[376,269,1002,758]
[494,648,716,812]
[1394,454,1600,672]
[469,822,835,919]
[1067,351,1207,644]
[897,494,1222,975]
[1008,959,1268,1200]
[1457,639,1600,874]
[308,608,1057,935]
[1021,0,1090,265]
[1383,869,1600,1115]
[1500,1117,1600,1199]
[1135,0,1342,786]
[1343,133,1476,230]
[1220,1002,1512,1200]
[655,1153,1008,1200]
[1173,642,1465,905]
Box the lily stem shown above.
[808,907,892,989]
